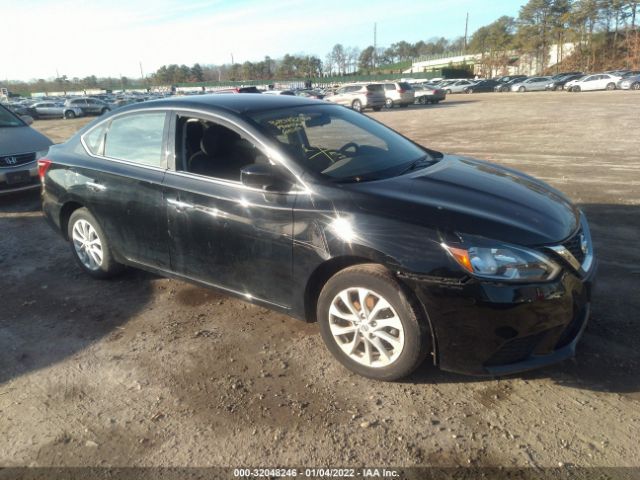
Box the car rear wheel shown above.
[573,86,581,92]
[384,98,393,109]
[64,110,76,119]
[417,96,427,105]
[606,83,616,91]
[351,100,362,112]
[317,264,430,381]
[465,88,473,94]
[632,82,640,90]
[67,208,123,279]
[518,86,525,92]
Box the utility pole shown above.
[373,22,377,68]
[464,12,469,52]
[230,53,234,65]
[139,61,144,80]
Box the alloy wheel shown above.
[72,219,103,270]
[328,287,405,368]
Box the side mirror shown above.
[241,163,291,191]
[21,115,34,126]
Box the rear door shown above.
[80,110,171,268]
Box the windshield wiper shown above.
[399,155,434,175]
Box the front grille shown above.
[563,228,586,265]
[484,332,546,366]
[0,152,36,168]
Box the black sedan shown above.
[40,95,596,381]
[464,79,501,93]
[546,74,584,91]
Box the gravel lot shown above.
[1,92,639,472]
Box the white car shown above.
[442,79,475,94]
[568,73,621,92]
[510,77,552,92]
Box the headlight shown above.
[35,149,49,160]
[442,242,561,282]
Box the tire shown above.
[606,83,616,91]
[445,89,452,94]
[317,264,430,381]
[632,82,640,90]
[465,89,473,94]
[100,108,109,115]
[67,208,123,279]
[418,96,426,105]
[384,98,394,109]
[518,86,525,92]
[351,100,362,113]
[574,86,581,92]
[64,110,76,119]
[372,106,382,112]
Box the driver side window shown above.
[175,115,268,182]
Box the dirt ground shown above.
[1,92,639,472]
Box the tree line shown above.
[4,0,638,94]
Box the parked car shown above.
[412,84,447,104]
[295,90,325,99]
[213,86,262,94]
[0,104,53,194]
[495,75,527,86]
[382,82,415,108]
[442,79,475,94]
[510,76,552,92]
[28,102,82,120]
[568,73,620,92]
[63,98,110,118]
[546,74,583,91]
[464,79,500,93]
[263,90,295,95]
[618,74,640,90]
[39,94,596,380]
[495,77,529,92]
[324,83,385,112]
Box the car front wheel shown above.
[351,100,363,112]
[606,83,616,91]
[317,264,430,381]
[64,110,76,119]
[67,208,123,279]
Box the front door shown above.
[163,112,296,309]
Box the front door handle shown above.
[167,198,194,212]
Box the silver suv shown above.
[324,83,385,112]
[63,97,111,119]
[382,82,415,108]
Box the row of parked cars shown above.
[436,69,640,94]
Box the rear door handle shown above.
[167,198,194,212]
[86,181,106,192]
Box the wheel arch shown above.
[59,200,85,240]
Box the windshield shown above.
[0,105,25,127]
[247,105,438,182]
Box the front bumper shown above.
[405,262,596,376]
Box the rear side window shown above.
[104,112,166,167]
[398,82,411,90]
[84,123,108,155]
[384,84,395,91]
[367,84,384,92]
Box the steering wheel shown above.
[338,142,359,156]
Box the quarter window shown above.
[104,112,166,167]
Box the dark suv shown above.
[40,95,596,381]
[63,97,111,118]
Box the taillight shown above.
[37,158,52,181]
[397,89,406,94]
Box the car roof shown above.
[115,93,322,116]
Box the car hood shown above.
[0,125,53,155]
[347,155,579,246]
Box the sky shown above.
[3,0,525,81]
